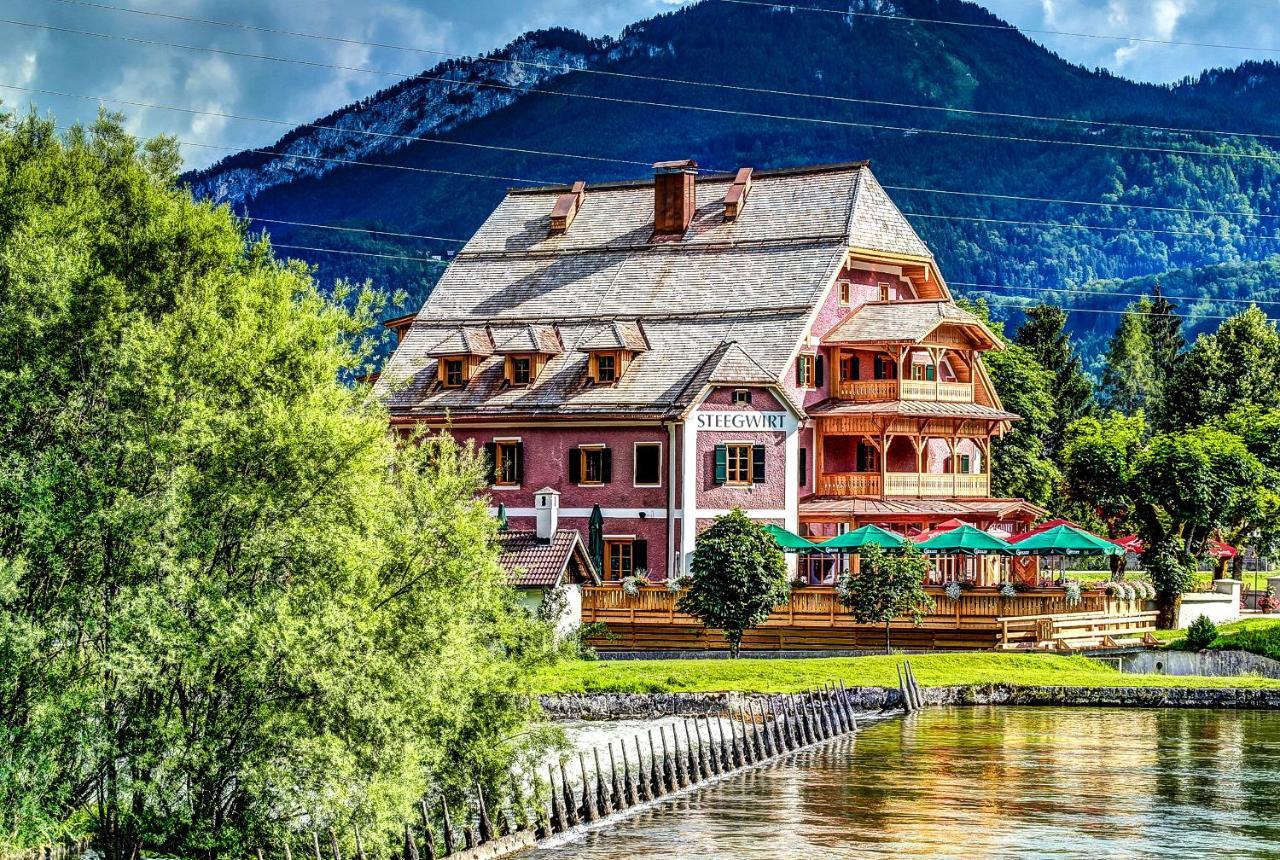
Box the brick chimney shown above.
[652,159,697,237]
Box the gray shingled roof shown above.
[806,399,1020,421]
[427,327,494,356]
[493,324,562,354]
[577,320,649,352]
[822,301,998,347]
[706,342,777,385]
[377,163,940,417]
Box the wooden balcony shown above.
[835,379,974,403]
[818,471,989,497]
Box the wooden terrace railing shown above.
[817,472,990,497]
[835,379,974,403]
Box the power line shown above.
[249,218,468,244]
[8,17,1280,166]
[717,0,1280,56]
[25,79,1280,226]
[953,280,1280,309]
[271,243,452,266]
[38,0,1280,147]
[903,211,1280,243]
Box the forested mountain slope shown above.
[184,0,1280,358]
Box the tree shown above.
[1144,282,1185,391]
[957,299,1061,510]
[0,113,553,857]
[677,510,789,657]
[1101,299,1157,415]
[1014,304,1097,457]
[835,542,934,654]
[1160,306,1280,430]
[1060,413,1147,577]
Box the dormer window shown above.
[507,354,533,386]
[838,281,852,306]
[878,282,891,301]
[437,358,473,389]
[493,324,562,387]
[593,352,617,384]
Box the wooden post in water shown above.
[699,717,719,775]
[403,824,419,860]
[658,726,677,791]
[646,731,663,797]
[622,740,641,806]
[667,725,688,788]
[463,827,476,850]
[750,702,768,760]
[418,800,438,860]
[815,689,833,740]
[440,797,458,855]
[713,716,732,771]
[683,721,701,781]
[839,680,859,731]
[593,748,611,815]
[794,695,813,746]
[633,736,652,802]
[896,665,912,713]
[769,699,790,751]
[753,701,774,757]
[578,752,597,824]
[739,706,759,764]
[818,687,835,738]
[558,761,579,828]
[826,684,846,734]
[607,743,624,812]
[547,766,565,834]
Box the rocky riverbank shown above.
[540,683,1280,720]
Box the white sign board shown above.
[694,411,787,432]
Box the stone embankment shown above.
[542,683,1280,720]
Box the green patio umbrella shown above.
[588,504,604,574]
[820,524,906,551]
[495,503,508,531]
[1012,524,1122,557]
[762,523,823,553]
[917,523,1013,556]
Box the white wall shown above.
[1176,579,1242,628]
[516,582,584,639]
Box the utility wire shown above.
[953,280,1280,309]
[902,211,1280,242]
[7,17,1280,165]
[250,218,468,244]
[717,0,1280,56]
[38,0,1280,146]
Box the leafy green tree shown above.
[957,299,1061,510]
[1101,299,1157,415]
[835,542,934,654]
[0,112,553,857]
[1160,306,1280,430]
[1013,304,1097,456]
[1060,413,1147,577]
[677,510,789,657]
[1185,614,1219,651]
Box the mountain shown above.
[184,0,1280,359]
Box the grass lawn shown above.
[535,652,1280,695]
[1152,617,1280,661]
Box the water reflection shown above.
[524,708,1280,859]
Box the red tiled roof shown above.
[800,496,1047,521]
[497,529,599,588]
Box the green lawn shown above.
[1153,617,1280,660]
[535,652,1280,694]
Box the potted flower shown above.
[621,574,649,596]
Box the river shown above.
[522,707,1280,858]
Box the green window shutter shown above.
[601,448,613,484]
[926,364,936,381]
[752,444,767,484]
[714,444,727,484]
[483,442,497,484]
[795,358,804,386]
[568,448,581,483]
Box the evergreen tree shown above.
[1160,305,1280,430]
[1101,298,1157,415]
[1145,282,1186,387]
[1014,305,1097,456]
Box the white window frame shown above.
[633,441,663,488]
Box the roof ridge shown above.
[506,161,871,196]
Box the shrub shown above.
[945,581,963,601]
[1185,615,1219,650]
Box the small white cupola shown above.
[534,486,561,542]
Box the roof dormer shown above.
[493,324,562,386]
[428,327,494,388]
[579,321,649,385]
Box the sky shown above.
[3,0,1280,169]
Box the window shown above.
[569,446,612,485]
[959,454,972,474]
[878,282,891,301]
[912,363,936,381]
[840,353,860,382]
[796,354,816,388]
[595,353,617,383]
[484,440,522,486]
[726,443,752,485]
[509,355,532,385]
[856,441,878,473]
[604,538,648,581]
[604,539,633,581]
[714,443,766,486]
[873,355,896,380]
[799,447,808,488]
[634,442,662,486]
[838,280,852,306]
[442,358,465,388]
[732,388,752,406]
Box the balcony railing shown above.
[818,471,989,497]
[835,379,974,403]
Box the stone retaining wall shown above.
[540,684,1280,720]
